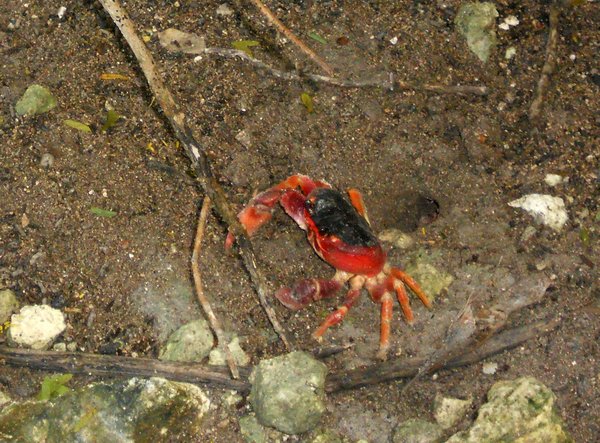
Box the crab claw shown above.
[275,278,344,310]
[225,189,283,249]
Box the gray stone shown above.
[0,389,10,408]
[209,335,250,366]
[455,2,498,63]
[40,153,55,168]
[0,288,19,324]
[7,305,66,350]
[0,377,210,442]
[433,394,472,429]
[239,414,268,443]
[378,229,415,249]
[159,318,214,362]
[15,84,57,116]
[405,250,454,301]
[392,418,444,443]
[309,429,345,443]
[250,351,327,434]
[447,377,573,442]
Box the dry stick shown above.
[0,317,559,394]
[202,48,489,96]
[98,0,291,350]
[325,316,562,392]
[247,0,335,76]
[192,196,239,379]
[529,2,561,121]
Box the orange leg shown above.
[390,268,432,309]
[393,280,414,323]
[312,287,361,340]
[347,188,370,224]
[376,292,394,360]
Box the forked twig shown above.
[98,0,292,350]
[247,0,335,76]
[192,196,239,379]
[529,2,561,121]
[201,48,489,96]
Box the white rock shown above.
[7,305,66,350]
[482,361,498,375]
[544,174,564,187]
[209,336,250,366]
[508,194,568,231]
[504,47,516,60]
[434,394,472,429]
[378,229,415,249]
[0,389,11,407]
[216,3,234,16]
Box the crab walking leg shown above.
[393,280,414,323]
[347,188,370,224]
[275,270,352,311]
[312,275,365,340]
[376,292,394,360]
[390,267,432,308]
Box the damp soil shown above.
[0,0,598,441]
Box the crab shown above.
[226,174,432,359]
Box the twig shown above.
[529,2,561,121]
[400,274,551,395]
[0,317,560,393]
[247,0,335,76]
[97,0,292,350]
[325,316,561,392]
[192,196,239,379]
[201,47,489,96]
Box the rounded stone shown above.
[250,351,327,434]
[7,305,66,350]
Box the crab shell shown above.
[296,188,387,276]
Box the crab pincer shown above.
[227,174,432,360]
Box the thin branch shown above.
[247,0,335,76]
[325,316,561,392]
[192,196,239,379]
[529,2,561,121]
[400,274,551,395]
[97,0,292,350]
[0,317,560,394]
[201,47,489,96]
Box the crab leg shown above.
[393,280,414,323]
[275,270,351,311]
[390,268,432,309]
[376,292,394,360]
[312,275,365,340]
[347,188,370,224]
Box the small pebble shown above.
[482,362,498,375]
[40,152,55,168]
[544,174,564,187]
[216,3,234,16]
[505,47,517,60]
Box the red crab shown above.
[226,174,432,359]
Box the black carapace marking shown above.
[307,188,379,247]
